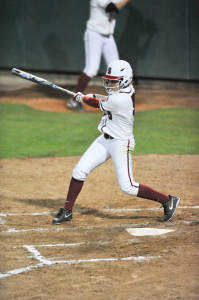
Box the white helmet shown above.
[102,60,133,93]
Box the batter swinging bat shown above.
[11,68,75,96]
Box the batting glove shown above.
[74,92,84,103]
[85,93,97,98]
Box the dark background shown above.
[0,0,198,80]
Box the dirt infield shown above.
[0,85,199,299]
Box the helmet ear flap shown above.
[119,76,132,89]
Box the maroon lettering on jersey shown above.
[131,93,135,115]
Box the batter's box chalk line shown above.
[0,205,198,218]
[2,219,199,234]
[0,242,161,279]
[104,206,199,212]
[1,206,198,278]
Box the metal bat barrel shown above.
[11,68,75,96]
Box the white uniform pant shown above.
[83,29,119,78]
[73,135,140,196]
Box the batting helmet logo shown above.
[108,67,112,74]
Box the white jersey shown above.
[87,0,119,35]
[98,85,135,140]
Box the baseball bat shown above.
[11,68,75,96]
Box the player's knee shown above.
[119,181,139,196]
[84,68,98,78]
[72,165,88,181]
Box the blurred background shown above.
[0,0,199,85]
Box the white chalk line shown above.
[2,222,150,233]
[0,206,198,217]
[0,256,159,279]
[0,241,160,279]
[1,206,198,279]
[0,211,56,217]
[0,263,45,279]
[104,206,199,213]
[3,228,51,233]
[2,219,199,234]
[0,205,199,217]
[29,241,110,248]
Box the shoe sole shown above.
[66,102,85,112]
[52,219,72,225]
[163,197,180,222]
[66,103,76,108]
[52,221,71,225]
[67,107,85,112]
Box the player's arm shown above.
[114,0,131,10]
[74,93,107,108]
[105,0,130,13]
[83,94,100,108]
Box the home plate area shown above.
[126,227,174,236]
[0,230,165,279]
[1,206,199,280]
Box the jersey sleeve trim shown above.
[99,100,105,111]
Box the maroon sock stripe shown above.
[75,73,91,93]
[137,183,169,204]
[64,177,84,210]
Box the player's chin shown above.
[108,88,119,94]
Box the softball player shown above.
[53,60,180,225]
[67,0,130,112]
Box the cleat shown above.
[66,98,85,112]
[162,195,180,222]
[52,208,72,225]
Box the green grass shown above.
[0,103,198,158]
[0,103,101,158]
[134,108,199,154]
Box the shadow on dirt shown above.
[16,198,155,220]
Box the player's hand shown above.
[74,92,84,103]
[85,93,96,98]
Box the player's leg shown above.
[72,135,110,181]
[52,135,110,224]
[71,29,104,97]
[137,185,180,221]
[109,139,180,221]
[67,29,103,111]
[109,139,140,196]
[102,35,119,66]
[83,29,104,79]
